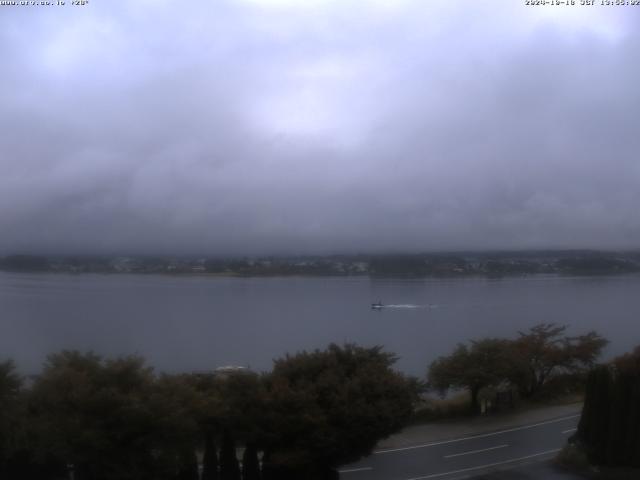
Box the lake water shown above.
[1,272,639,376]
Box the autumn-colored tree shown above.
[428,339,512,413]
[510,323,608,398]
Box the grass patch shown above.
[410,389,583,425]
[409,392,472,423]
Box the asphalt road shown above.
[339,414,580,480]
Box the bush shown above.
[555,444,590,472]
[531,373,587,401]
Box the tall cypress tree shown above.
[176,448,199,480]
[202,431,219,480]
[577,365,613,464]
[241,443,260,480]
[612,350,640,467]
[606,369,626,465]
[259,451,274,480]
[219,430,240,480]
[577,347,640,468]
[630,369,640,468]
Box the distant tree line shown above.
[427,324,608,413]
[369,254,639,277]
[2,251,640,276]
[0,255,50,272]
[574,346,640,468]
[0,344,418,480]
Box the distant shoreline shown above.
[2,251,640,278]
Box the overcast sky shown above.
[1,0,639,255]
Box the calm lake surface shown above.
[1,272,639,376]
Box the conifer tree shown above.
[577,346,640,468]
[577,365,613,464]
[0,360,21,477]
[241,443,260,480]
[611,347,640,467]
[219,430,241,480]
[202,432,219,480]
[176,448,199,480]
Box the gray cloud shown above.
[1,1,640,255]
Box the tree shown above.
[510,323,608,398]
[219,430,241,480]
[0,360,22,476]
[29,351,192,480]
[576,365,614,464]
[201,431,219,480]
[187,370,265,480]
[0,255,49,272]
[428,339,512,413]
[186,372,223,480]
[215,371,267,445]
[428,325,608,410]
[575,346,640,468]
[261,343,417,478]
[610,346,640,467]
[151,374,202,480]
[175,448,199,480]
[242,443,260,480]
[0,360,20,397]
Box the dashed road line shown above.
[403,448,562,480]
[443,444,509,459]
[338,467,373,474]
[375,414,579,454]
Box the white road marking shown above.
[338,467,373,474]
[404,448,561,480]
[375,414,580,454]
[562,428,577,434]
[443,444,509,459]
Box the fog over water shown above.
[2,1,640,255]
[2,272,638,375]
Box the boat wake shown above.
[377,304,438,309]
